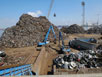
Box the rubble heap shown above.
[0,14,59,48]
[87,26,102,34]
[53,50,102,69]
[61,25,102,34]
[61,24,85,34]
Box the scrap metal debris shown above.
[0,14,59,48]
[87,26,102,34]
[61,24,85,34]
[61,24,102,34]
[53,50,102,70]
[0,51,6,57]
[0,51,6,66]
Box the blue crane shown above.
[38,25,56,46]
[59,32,70,53]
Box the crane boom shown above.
[59,32,70,53]
[47,0,54,18]
[44,26,56,42]
[38,25,56,46]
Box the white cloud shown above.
[27,10,42,17]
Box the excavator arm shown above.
[59,32,70,53]
[38,25,56,46]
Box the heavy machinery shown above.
[59,32,70,53]
[38,25,56,46]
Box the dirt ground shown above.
[1,34,102,75]
[3,46,37,65]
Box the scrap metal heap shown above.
[0,14,59,48]
[61,24,102,34]
[53,50,102,69]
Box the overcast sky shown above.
[0,0,102,28]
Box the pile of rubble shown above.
[87,26,102,34]
[53,50,102,69]
[61,24,102,34]
[60,26,68,33]
[0,14,59,48]
[61,24,85,34]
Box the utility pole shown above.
[97,14,99,26]
[81,1,85,26]
[97,14,101,26]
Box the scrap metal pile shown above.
[61,24,85,34]
[61,24,102,34]
[53,50,102,69]
[0,14,59,48]
[87,26,102,34]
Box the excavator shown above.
[59,31,70,53]
[38,25,56,46]
[37,0,56,46]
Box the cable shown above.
[47,0,54,18]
